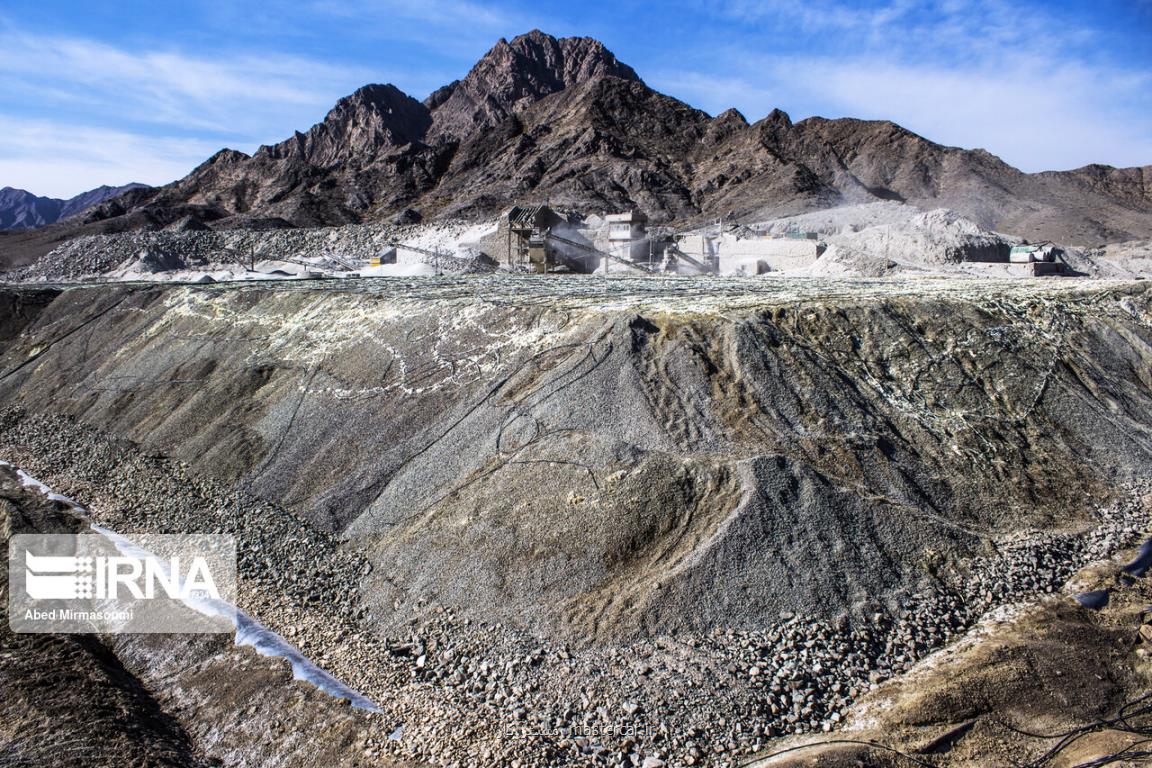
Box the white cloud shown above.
[0,117,227,198]
[711,0,918,32]
[687,0,1150,171]
[0,29,377,136]
[704,0,1070,49]
[696,0,1110,92]
[1,4,1146,199]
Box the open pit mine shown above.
[3,28,1152,768]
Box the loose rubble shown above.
[1,407,1147,767]
[6,219,497,282]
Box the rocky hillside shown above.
[0,188,60,230]
[1,278,1151,766]
[0,183,148,230]
[2,29,1145,270]
[3,277,1150,633]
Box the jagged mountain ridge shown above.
[425,32,641,142]
[18,30,1152,251]
[0,183,148,230]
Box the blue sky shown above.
[1,0,1149,198]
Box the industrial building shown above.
[448,206,834,276]
[498,205,564,271]
[477,206,650,274]
[1008,242,1066,276]
[1010,242,1060,263]
[667,231,824,275]
[603,210,650,263]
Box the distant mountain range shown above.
[0,184,149,230]
[1,30,1149,271]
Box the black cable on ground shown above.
[740,737,938,767]
[991,692,1152,768]
[741,691,1152,768]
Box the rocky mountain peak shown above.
[58,183,149,219]
[332,83,431,141]
[1055,163,1152,207]
[427,29,641,140]
[753,108,794,147]
[257,83,431,168]
[714,108,749,125]
[203,148,251,167]
[702,108,750,145]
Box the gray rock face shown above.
[58,184,152,220]
[12,220,483,281]
[0,187,61,229]
[135,248,187,273]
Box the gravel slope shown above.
[2,277,1152,765]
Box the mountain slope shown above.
[0,188,62,229]
[127,84,444,229]
[5,29,1150,263]
[0,183,149,230]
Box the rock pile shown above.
[755,202,1014,271]
[10,220,496,282]
[1,406,1146,767]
